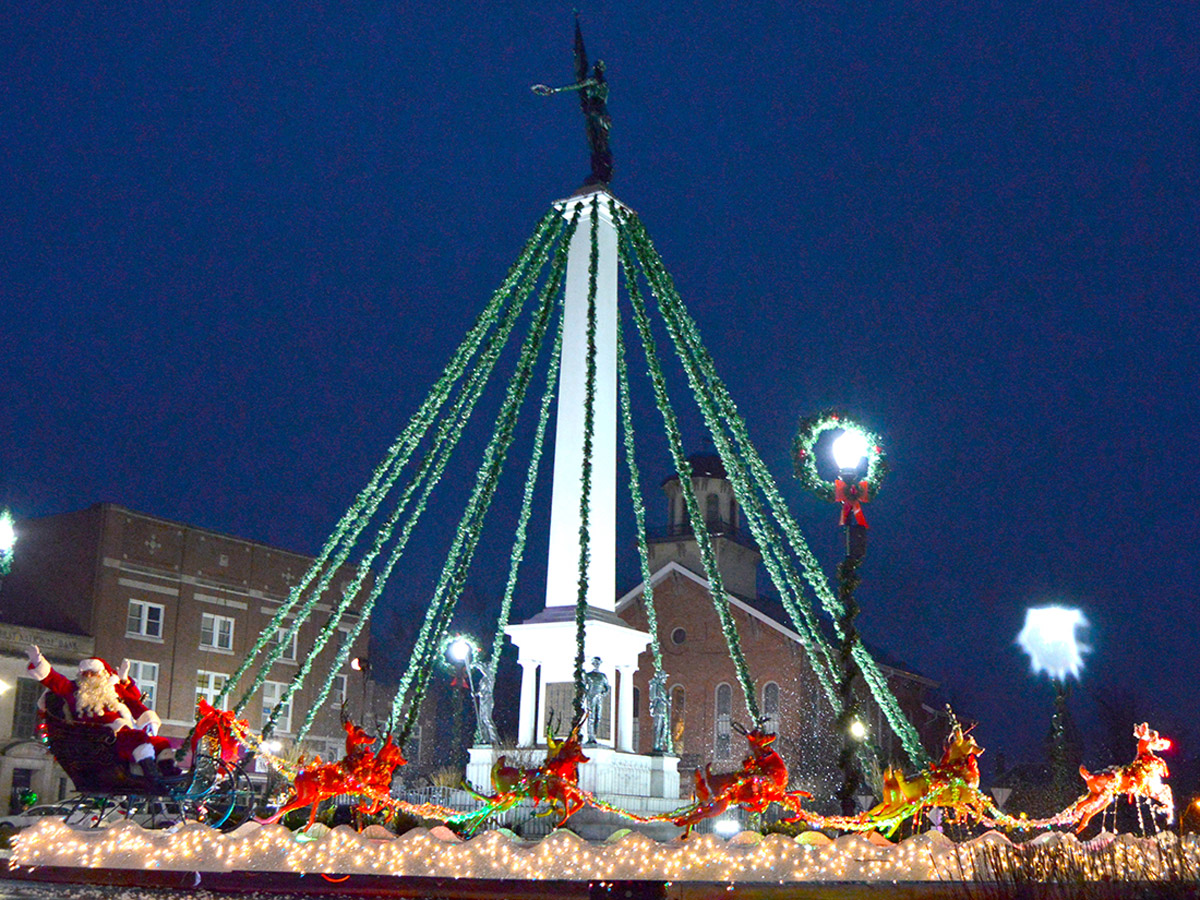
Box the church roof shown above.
[661,452,727,486]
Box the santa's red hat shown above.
[77,658,118,684]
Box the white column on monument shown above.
[544,192,618,611]
[617,665,635,752]
[517,660,539,746]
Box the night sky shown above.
[3,3,1198,772]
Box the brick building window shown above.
[127,600,164,639]
[671,686,685,748]
[705,493,720,526]
[196,671,228,709]
[262,681,292,733]
[200,613,235,651]
[274,628,298,662]
[331,674,347,705]
[632,686,641,750]
[714,683,733,759]
[126,660,159,708]
[11,678,41,738]
[761,681,780,734]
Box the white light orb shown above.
[447,638,472,664]
[714,818,741,837]
[831,429,869,471]
[848,718,868,741]
[0,510,15,554]
[1016,606,1089,681]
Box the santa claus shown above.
[27,644,180,782]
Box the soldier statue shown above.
[582,656,610,745]
[648,670,672,754]
[471,660,500,746]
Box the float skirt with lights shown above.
[9,820,1200,897]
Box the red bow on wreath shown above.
[834,478,870,527]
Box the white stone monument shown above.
[466,189,680,826]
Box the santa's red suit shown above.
[28,647,176,776]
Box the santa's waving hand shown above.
[28,645,175,781]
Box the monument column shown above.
[517,660,539,746]
[617,665,636,752]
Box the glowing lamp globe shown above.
[848,718,868,741]
[0,510,14,554]
[831,429,869,471]
[447,638,473,664]
[1016,606,1089,682]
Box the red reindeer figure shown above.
[674,725,811,836]
[527,724,591,826]
[262,718,406,831]
[1067,722,1174,833]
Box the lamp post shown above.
[831,428,871,816]
[1016,606,1088,808]
[793,412,888,815]
[350,656,371,720]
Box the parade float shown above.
[10,24,1198,898]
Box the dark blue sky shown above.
[3,3,1198,769]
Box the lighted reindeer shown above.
[674,724,811,836]
[1065,722,1174,833]
[263,719,405,831]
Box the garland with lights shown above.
[616,213,759,723]
[791,409,888,503]
[573,195,601,726]
[616,317,664,675]
[392,210,577,743]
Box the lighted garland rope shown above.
[616,316,664,674]
[487,314,564,685]
[390,207,579,741]
[617,207,842,715]
[620,211,926,766]
[573,195,601,725]
[218,210,560,719]
[292,227,564,741]
[615,214,759,723]
[395,249,566,744]
[254,217,564,733]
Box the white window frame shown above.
[126,660,160,709]
[196,670,228,710]
[761,681,780,735]
[274,628,298,662]
[200,612,235,652]
[714,682,733,759]
[127,600,165,640]
[331,674,347,706]
[262,681,293,734]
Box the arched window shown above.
[730,498,739,530]
[715,683,733,759]
[671,686,686,748]
[761,681,780,735]
[706,493,720,526]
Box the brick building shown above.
[615,455,939,802]
[0,503,374,812]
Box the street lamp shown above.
[792,412,890,817]
[1017,605,1088,805]
[350,656,371,718]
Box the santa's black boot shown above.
[139,756,164,784]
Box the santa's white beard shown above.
[76,676,123,718]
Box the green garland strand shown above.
[572,195,601,726]
[620,211,927,765]
[615,210,759,724]
[617,210,842,715]
[217,209,560,720]
[616,316,664,674]
[487,314,564,685]
[269,217,566,736]
[390,207,579,742]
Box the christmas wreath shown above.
[791,410,888,505]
